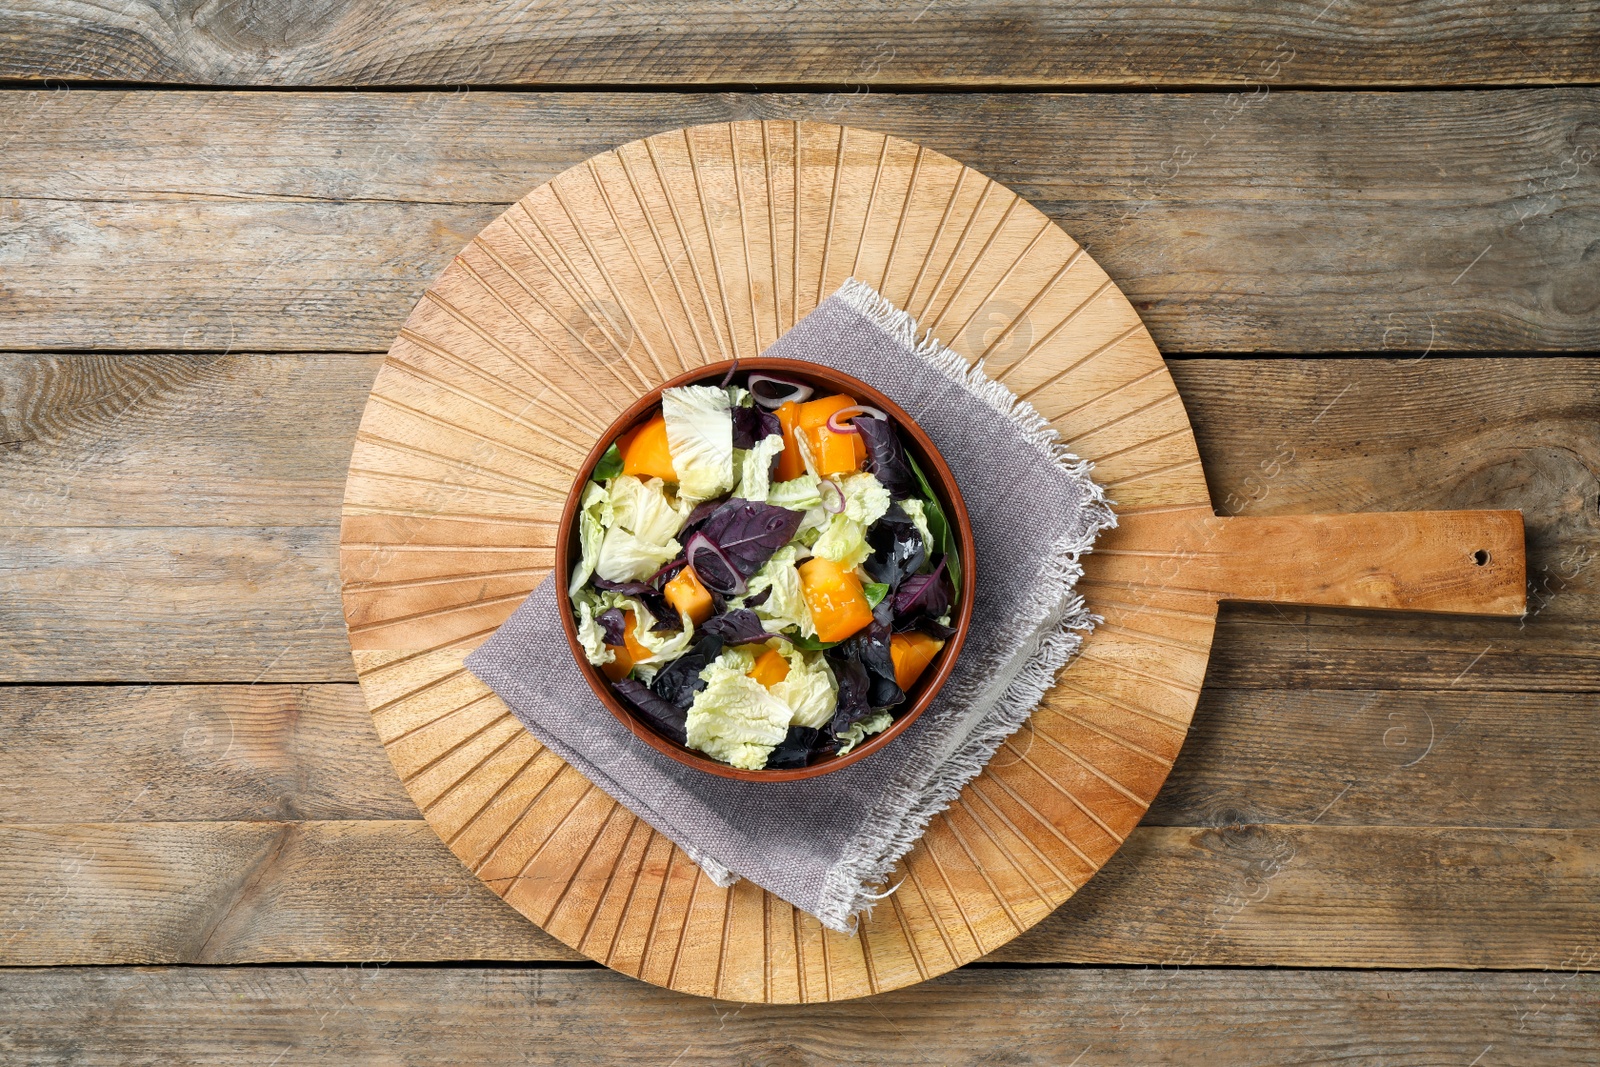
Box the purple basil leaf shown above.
[825,646,874,735]
[863,502,927,592]
[731,405,760,450]
[903,615,957,640]
[857,416,919,499]
[699,499,806,579]
[596,607,627,647]
[811,731,840,759]
[639,591,682,633]
[838,617,903,711]
[892,557,950,622]
[614,678,689,745]
[591,577,654,596]
[731,406,783,450]
[649,633,724,710]
[742,586,772,610]
[766,726,823,770]
[699,608,771,646]
[680,496,730,542]
[589,578,679,632]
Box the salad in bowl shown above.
[560,358,972,779]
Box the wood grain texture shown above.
[1,1,1596,88]
[7,352,1586,533]
[329,118,1537,1002]
[4,819,1597,969]
[4,357,1590,685]
[3,966,1597,1067]
[338,116,1205,1001]
[0,546,1567,684]
[6,687,1598,832]
[1211,605,1600,691]
[0,526,352,683]
[1095,509,1525,614]
[1149,688,1600,830]
[0,820,581,963]
[991,823,1600,968]
[3,90,1598,353]
[0,0,1590,1039]
[1169,357,1600,692]
[0,684,412,822]
[0,352,378,527]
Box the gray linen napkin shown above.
[465,277,1116,932]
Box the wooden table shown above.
[2,4,1598,1062]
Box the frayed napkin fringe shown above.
[808,278,1120,932]
[834,277,1117,501]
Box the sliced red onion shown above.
[825,404,888,434]
[647,557,687,589]
[684,532,747,596]
[819,478,845,514]
[747,373,814,409]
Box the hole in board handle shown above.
[1472,549,1490,566]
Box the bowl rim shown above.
[555,357,977,782]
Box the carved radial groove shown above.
[340,121,1213,1002]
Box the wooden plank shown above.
[989,823,1600,967]
[1,966,1596,1065]
[0,352,378,528]
[2,819,1595,968]
[0,525,354,683]
[7,353,1584,532]
[8,683,1591,835]
[0,197,504,352]
[1,91,1596,353]
[0,820,581,963]
[1211,604,1600,691]
[7,685,1592,830]
[1147,689,1600,829]
[0,685,414,822]
[1,1,1595,88]
[6,355,1592,685]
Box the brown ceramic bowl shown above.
[556,358,976,781]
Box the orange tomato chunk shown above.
[797,556,874,644]
[748,647,790,688]
[601,642,634,682]
[663,565,715,628]
[796,394,863,477]
[774,401,807,482]
[620,415,678,482]
[620,609,653,664]
[889,631,946,691]
[815,428,860,477]
[600,609,651,682]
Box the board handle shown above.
[1096,509,1527,616]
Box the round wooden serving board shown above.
[339,121,1526,1002]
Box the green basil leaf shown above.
[905,452,960,607]
[787,633,841,651]
[593,443,624,482]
